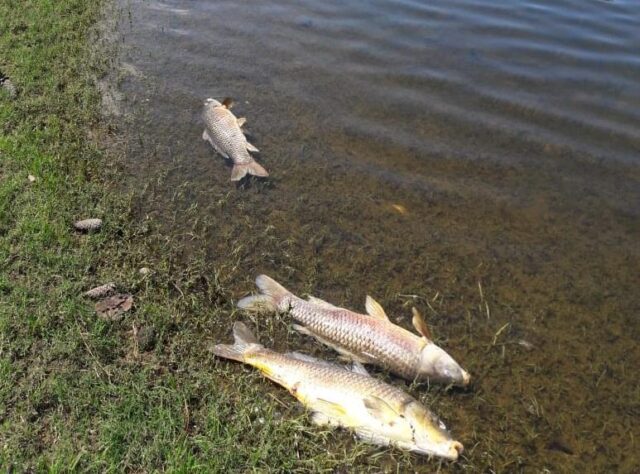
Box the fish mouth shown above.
[203,97,221,107]
[411,440,464,460]
[448,441,464,460]
[432,440,464,461]
[461,370,471,386]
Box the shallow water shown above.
[113,0,639,471]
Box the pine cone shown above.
[84,282,116,299]
[73,218,103,232]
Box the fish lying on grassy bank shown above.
[213,322,464,460]
[202,97,269,181]
[238,275,470,386]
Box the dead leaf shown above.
[391,203,408,215]
[95,293,133,321]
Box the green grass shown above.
[0,2,380,471]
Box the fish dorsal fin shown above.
[222,97,234,109]
[307,295,340,310]
[363,396,400,425]
[411,307,432,340]
[365,296,389,321]
[348,361,370,377]
[286,351,340,369]
[286,351,322,363]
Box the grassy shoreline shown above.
[1,0,126,469]
[0,2,375,471]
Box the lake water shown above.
[112,0,640,471]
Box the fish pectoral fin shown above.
[246,142,260,153]
[285,351,342,370]
[222,97,234,109]
[292,323,312,336]
[311,411,341,427]
[237,117,246,127]
[348,361,370,377]
[411,307,432,341]
[202,129,209,141]
[363,396,400,425]
[307,295,341,310]
[365,295,390,321]
[314,398,348,420]
[355,428,392,447]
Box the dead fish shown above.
[213,322,464,460]
[238,275,470,386]
[202,97,269,181]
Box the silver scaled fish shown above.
[238,275,470,386]
[202,97,269,181]
[213,322,464,460]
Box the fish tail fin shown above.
[237,274,290,313]
[212,322,261,362]
[230,161,269,181]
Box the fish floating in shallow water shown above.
[238,275,470,386]
[213,322,464,460]
[202,97,269,181]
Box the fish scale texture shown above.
[253,349,415,407]
[280,295,422,379]
[202,104,253,165]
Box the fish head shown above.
[203,97,222,107]
[417,343,470,386]
[402,402,464,460]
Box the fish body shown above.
[213,322,463,460]
[202,98,268,181]
[238,275,470,386]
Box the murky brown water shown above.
[112,0,640,471]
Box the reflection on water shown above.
[114,0,639,471]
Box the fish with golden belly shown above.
[202,97,269,181]
[238,275,470,386]
[213,322,464,460]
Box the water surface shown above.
[113,0,640,471]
